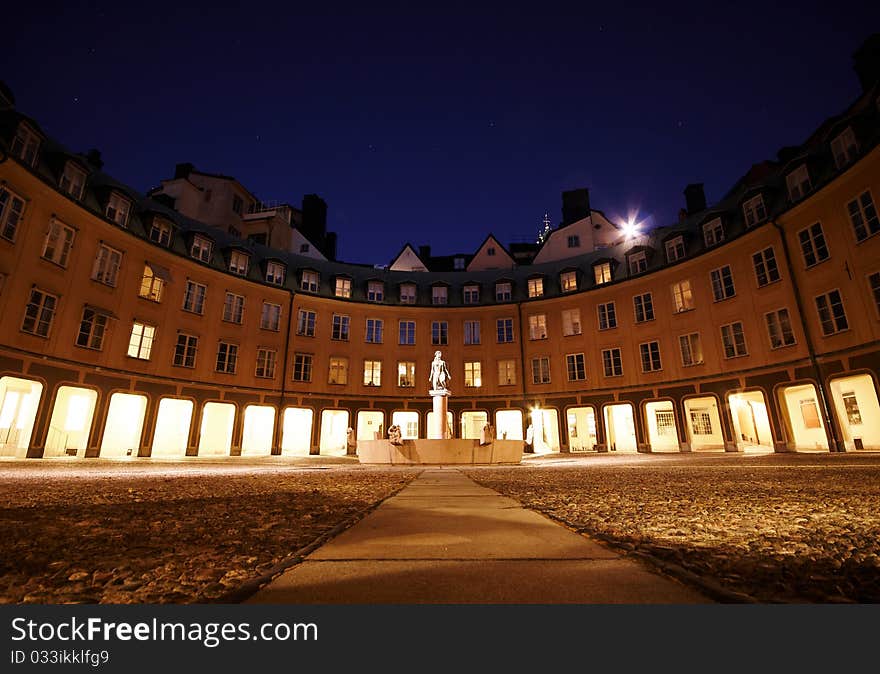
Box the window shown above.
[690,410,713,435]
[335,277,352,298]
[496,318,514,343]
[367,281,384,302]
[299,243,309,253]
[215,342,238,373]
[229,250,249,276]
[639,341,662,372]
[297,309,316,336]
[364,360,382,386]
[602,348,623,377]
[256,348,277,379]
[75,307,108,350]
[92,244,122,287]
[871,272,880,316]
[628,252,647,275]
[560,271,577,292]
[301,270,319,292]
[464,320,480,345]
[400,283,416,304]
[463,285,479,304]
[597,302,617,330]
[528,278,544,298]
[487,247,496,256]
[800,399,821,429]
[842,392,861,425]
[365,318,384,343]
[743,194,767,227]
[594,262,612,285]
[679,333,703,367]
[106,192,130,227]
[60,162,87,200]
[398,361,415,387]
[432,321,448,345]
[753,247,781,286]
[766,308,796,348]
[232,195,243,215]
[703,218,724,247]
[710,266,735,301]
[720,322,748,358]
[222,293,245,324]
[191,235,213,263]
[127,322,155,360]
[787,165,812,201]
[293,353,313,382]
[847,191,879,242]
[815,290,848,335]
[328,357,348,384]
[42,219,75,267]
[0,186,26,242]
[266,261,286,285]
[655,410,676,436]
[454,257,465,270]
[139,265,165,302]
[173,334,198,368]
[567,235,580,248]
[183,280,207,314]
[498,360,516,385]
[665,237,685,262]
[566,353,586,381]
[561,309,581,336]
[633,293,654,322]
[432,285,448,305]
[399,320,415,345]
[529,314,547,340]
[831,127,858,169]
[671,280,694,313]
[495,282,512,302]
[531,357,551,384]
[798,222,830,267]
[464,361,482,387]
[11,123,40,166]
[261,302,281,331]
[149,220,172,247]
[332,314,350,341]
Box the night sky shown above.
[4,2,879,265]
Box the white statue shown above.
[429,350,451,392]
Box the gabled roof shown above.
[466,233,516,271]
[389,243,429,272]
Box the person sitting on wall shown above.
[388,425,402,445]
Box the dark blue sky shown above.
[4,2,879,264]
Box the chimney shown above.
[85,149,104,170]
[301,194,328,241]
[853,33,880,91]
[684,183,706,215]
[678,208,688,223]
[174,162,194,179]
[419,245,431,261]
[561,188,591,225]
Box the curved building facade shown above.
[1,65,879,459]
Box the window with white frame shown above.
[0,186,26,242]
[597,302,617,330]
[710,265,735,301]
[594,262,611,285]
[432,285,448,305]
[222,293,245,324]
[566,353,586,381]
[529,314,547,340]
[628,252,647,274]
[297,309,316,337]
[602,348,623,377]
[498,359,516,385]
[464,361,482,387]
[798,222,829,267]
[173,333,198,368]
[399,320,415,345]
[752,247,781,287]
[765,308,796,348]
[398,361,415,387]
[21,288,57,337]
[464,320,480,345]
[786,165,811,201]
[106,192,131,227]
[366,318,383,343]
[431,321,448,345]
[92,244,122,286]
[182,280,206,314]
[400,283,416,304]
[665,236,685,262]
[75,306,108,350]
[332,314,350,341]
[301,270,319,292]
[138,264,164,302]
[561,309,581,336]
[328,357,348,384]
[255,348,277,378]
[743,194,767,227]
[11,123,40,166]
[149,220,172,247]
[639,341,662,372]
[495,281,512,302]
[703,218,724,247]
[60,162,87,200]
[265,261,285,285]
[847,191,879,242]
[679,333,703,367]
[191,235,213,263]
[292,353,313,382]
[720,322,748,358]
[335,277,352,298]
[531,356,551,384]
[633,293,654,322]
[671,280,694,313]
[363,360,382,386]
[560,270,577,292]
[497,318,514,343]
[528,277,544,298]
[815,290,848,336]
[831,127,858,169]
[690,409,713,435]
[260,302,281,331]
[463,284,479,304]
[215,342,238,373]
[127,321,155,360]
[367,281,384,302]
[42,219,75,267]
[229,250,249,275]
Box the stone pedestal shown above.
[429,390,448,439]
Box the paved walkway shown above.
[247,467,710,603]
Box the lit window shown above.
[561,309,581,336]
[297,309,316,337]
[364,360,382,386]
[92,244,123,287]
[602,348,623,377]
[399,320,415,345]
[183,280,207,314]
[690,410,713,435]
[786,165,811,201]
[498,359,516,385]
[256,348,277,378]
[831,127,858,169]
[798,222,829,267]
[397,361,415,387]
[597,302,616,330]
[495,282,512,302]
[594,262,612,285]
[743,194,767,227]
[329,357,348,384]
[215,342,238,373]
[710,266,735,301]
[633,293,654,322]
[128,322,155,360]
[41,219,75,267]
[815,290,848,336]
[703,218,724,247]
[11,123,40,166]
[292,353,313,382]
[173,334,198,368]
[260,302,281,331]
[301,270,319,292]
[566,353,586,381]
[432,285,448,305]
[753,247,781,287]
[60,162,87,200]
[463,285,479,304]
[367,281,384,302]
[400,283,417,304]
[106,192,131,227]
[847,191,879,242]
[560,271,577,292]
[266,261,286,285]
[720,322,748,358]
[331,314,350,341]
[531,357,551,384]
[222,292,245,324]
[138,264,165,302]
[496,318,514,343]
[76,306,108,350]
[431,321,448,345]
[366,318,383,343]
[0,186,26,242]
[464,320,480,345]
[639,341,662,372]
[464,361,482,387]
[528,314,547,340]
[229,250,249,275]
[567,235,580,248]
[766,309,796,348]
[665,237,685,262]
[149,220,173,247]
[671,280,694,313]
[335,277,352,298]
[628,252,647,274]
[528,278,544,298]
[679,333,703,367]
[191,235,213,263]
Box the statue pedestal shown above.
[429,389,449,439]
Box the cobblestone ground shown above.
[465,452,880,603]
[0,459,418,604]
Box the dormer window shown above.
[191,235,213,263]
[703,218,724,247]
[106,192,131,227]
[567,235,580,248]
[432,285,448,305]
[60,162,87,200]
[301,270,319,292]
[149,219,173,247]
[786,165,811,202]
[335,277,352,298]
[454,257,465,270]
[665,236,685,262]
[495,281,511,302]
[528,277,544,298]
[560,270,577,292]
[594,262,612,285]
[628,251,647,274]
[367,281,384,302]
[400,283,416,304]
[831,127,858,169]
[743,194,767,228]
[266,260,286,285]
[463,284,479,304]
[229,250,249,275]
[11,123,40,167]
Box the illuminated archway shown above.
[495,409,523,441]
[281,407,313,456]
[461,411,488,440]
[198,402,235,456]
[151,398,193,457]
[427,410,453,438]
[829,374,880,450]
[566,407,597,452]
[44,386,97,458]
[356,410,384,441]
[529,407,559,453]
[645,400,679,452]
[727,391,773,453]
[391,411,419,439]
[100,393,147,458]
[604,403,637,452]
[0,377,43,458]
[778,384,828,451]
[242,405,276,456]
[683,396,725,451]
[319,409,349,455]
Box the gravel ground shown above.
[465,452,880,603]
[0,458,418,604]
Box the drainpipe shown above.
[771,219,844,451]
[274,286,294,454]
[516,299,530,441]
